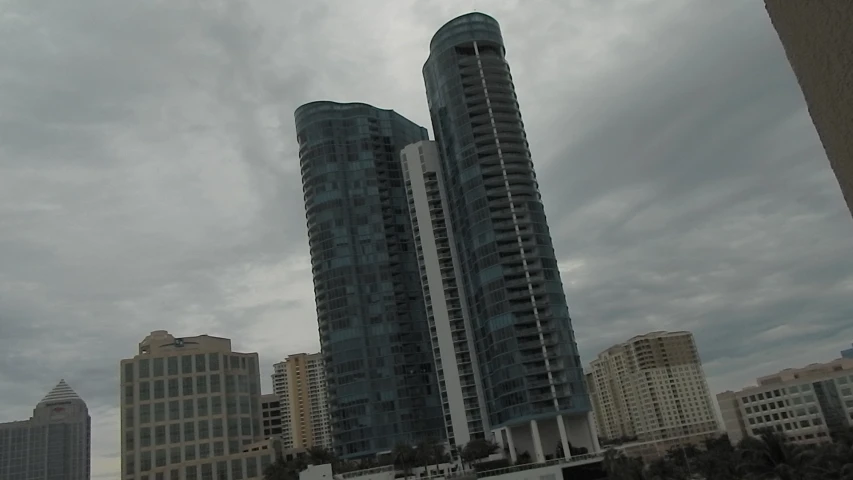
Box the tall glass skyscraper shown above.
[421,13,598,462]
[294,102,445,458]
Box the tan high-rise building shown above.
[120,330,298,480]
[764,1,853,218]
[588,331,719,443]
[718,357,853,445]
[272,353,331,450]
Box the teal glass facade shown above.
[423,14,590,429]
[294,102,445,457]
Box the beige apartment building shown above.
[764,1,853,218]
[120,330,300,480]
[272,353,332,450]
[588,331,719,444]
[718,357,853,445]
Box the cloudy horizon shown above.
[2,0,852,478]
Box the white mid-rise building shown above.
[718,357,853,445]
[272,353,332,450]
[120,330,295,480]
[588,331,719,443]
[401,140,490,448]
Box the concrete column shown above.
[530,420,545,463]
[557,415,572,460]
[505,427,517,463]
[586,412,601,452]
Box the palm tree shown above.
[602,449,646,480]
[415,438,444,476]
[737,430,812,480]
[460,438,499,467]
[393,443,417,480]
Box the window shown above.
[226,375,236,394]
[230,356,240,369]
[170,469,180,480]
[139,359,150,379]
[125,430,135,451]
[246,457,258,478]
[793,397,802,405]
[182,377,194,396]
[227,397,238,415]
[185,465,198,480]
[169,400,180,421]
[201,463,213,480]
[841,387,852,396]
[167,356,179,375]
[217,461,228,479]
[211,396,222,415]
[198,420,210,439]
[185,444,196,461]
[232,459,244,480]
[170,447,181,464]
[183,399,194,418]
[168,379,180,398]
[210,375,221,393]
[213,441,225,456]
[238,375,249,394]
[125,455,135,475]
[182,355,193,374]
[196,354,206,372]
[124,363,134,382]
[140,382,151,401]
[169,423,181,443]
[228,418,239,437]
[140,404,151,424]
[140,427,151,447]
[200,442,211,458]
[124,407,135,427]
[804,394,815,403]
[140,450,152,472]
[209,353,220,371]
[239,396,250,414]
[241,417,252,436]
[154,358,164,377]
[154,380,165,399]
[155,449,166,467]
[197,398,209,417]
[184,422,195,441]
[197,376,208,395]
[154,402,165,422]
[155,425,166,445]
[124,385,134,404]
[212,418,224,438]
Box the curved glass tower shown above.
[423,13,597,461]
[294,102,444,458]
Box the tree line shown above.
[603,428,853,480]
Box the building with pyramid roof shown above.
[0,379,91,480]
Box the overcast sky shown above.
[1,0,852,478]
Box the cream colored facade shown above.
[717,357,853,445]
[272,353,332,450]
[120,330,278,480]
[764,1,853,218]
[588,331,719,443]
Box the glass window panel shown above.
[140,404,151,424]
[139,359,150,379]
[170,447,181,464]
[168,379,180,398]
[169,423,181,444]
[184,422,195,441]
[183,399,194,418]
[139,382,151,401]
[182,355,193,374]
[185,445,196,461]
[197,376,208,395]
[196,354,206,372]
[140,427,151,448]
[197,398,208,417]
[154,380,165,400]
[201,463,213,480]
[153,358,164,377]
[155,425,166,445]
[124,363,134,383]
[182,377,194,396]
[232,459,244,480]
[198,420,210,440]
[155,449,166,467]
[213,441,224,456]
[124,386,134,404]
[140,450,152,471]
[168,401,180,421]
[185,465,198,480]
[124,430,135,451]
[245,457,258,478]
[211,396,222,415]
[167,357,179,375]
[199,442,211,459]
[239,396,250,415]
[124,407,134,428]
[154,402,165,422]
[212,418,223,438]
[209,353,219,371]
[210,375,221,393]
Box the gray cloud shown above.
[1,0,852,478]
